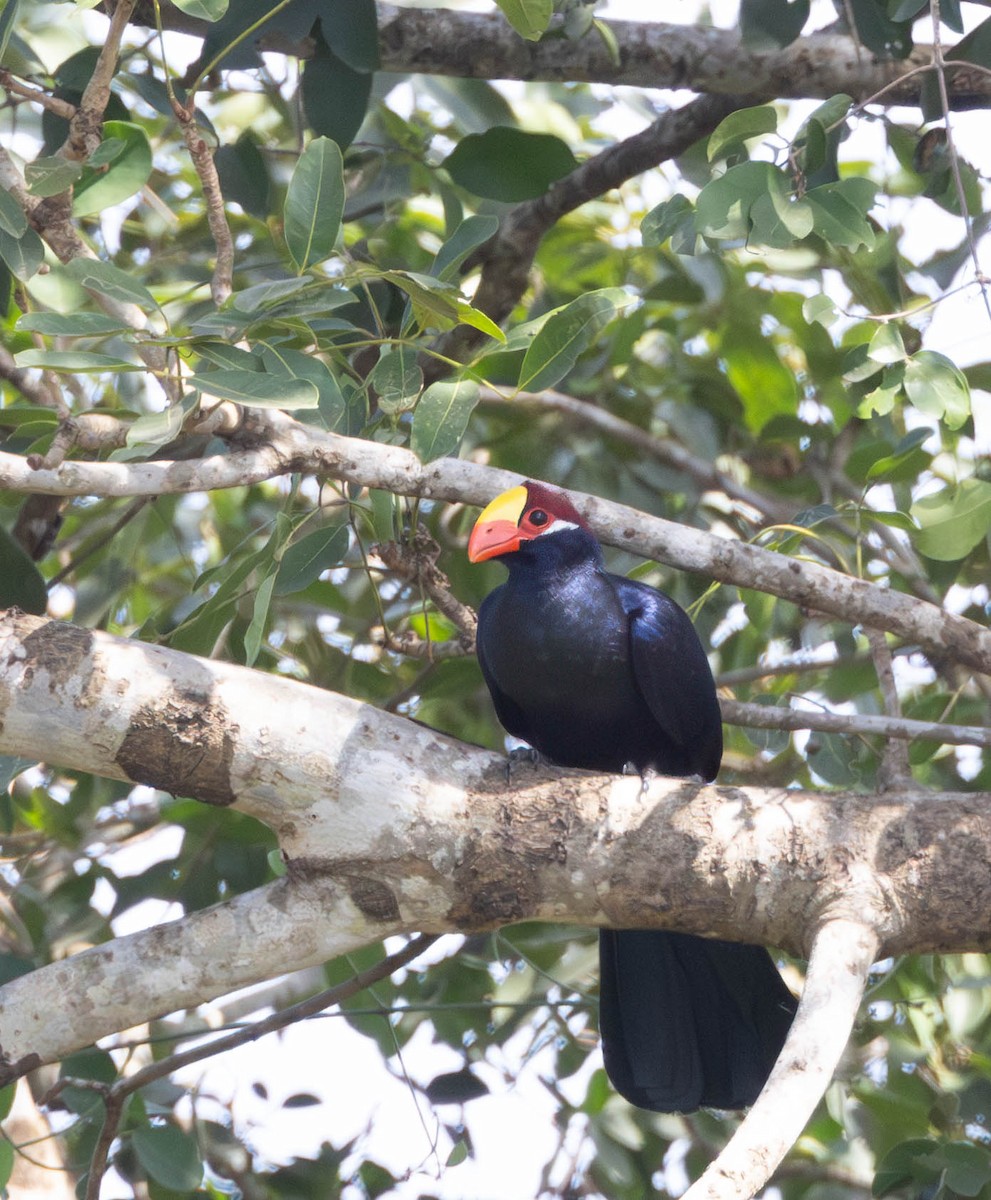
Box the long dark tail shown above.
[598,929,798,1112]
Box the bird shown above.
[467,479,797,1112]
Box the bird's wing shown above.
[475,592,533,745]
[610,575,723,781]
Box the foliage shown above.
[0,0,990,1197]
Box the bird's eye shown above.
[528,509,549,527]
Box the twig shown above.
[718,650,876,686]
[865,628,913,786]
[172,106,234,305]
[720,696,991,748]
[681,918,879,1200]
[0,345,66,412]
[928,0,991,319]
[433,92,748,370]
[2,414,991,674]
[61,0,138,162]
[376,531,478,650]
[480,386,793,525]
[0,70,77,119]
[76,933,438,1200]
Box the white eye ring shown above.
[535,519,579,537]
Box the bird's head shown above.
[467,481,592,564]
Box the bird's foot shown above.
[506,745,542,783]
[622,763,657,795]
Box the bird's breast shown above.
[480,572,652,770]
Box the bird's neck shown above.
[501,528,604,584]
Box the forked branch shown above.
[683,919,880,1200]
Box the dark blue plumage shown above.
[469,481,796,1112]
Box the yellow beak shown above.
[467,485,529,563]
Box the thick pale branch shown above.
[2,413,990,674]
[1,610,990,1082]
[131,4,988,105]
[376,6,988,105]
[684,919,880,1200]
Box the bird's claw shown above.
[505,746,542,783]
[622,764,656,795]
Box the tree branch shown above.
[375,6,990,106]
[0,610,988,1086]
[683,918,880,1200]
[2,412,990,674]
[77,933,439,1200]
[720,697,991,748]
[479,386,793,524]
[435,93,744,366]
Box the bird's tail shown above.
[598,929,798,1113]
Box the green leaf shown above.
[720,326,799,430]
[0,1140,12,1191]
[518,288,628,392]
[740,0,810,48]
[494,0,553,40]
[432,214,499,280]
[803,294,840,327]
[862,428,931,483]
[72,121,153,217]
[858,371,902,420]
[284,136,345,273]
[126,396,197,449]
[642,195,695,248]
[866,509,918,532]
[411,379,480,462]
[444,127,578,202]
[939,1142,991,1196]
[24,154,82,197]
[232,277,313,312]
[806,178,877,249]
[243,571,276,667]
[452,298,506,342]
[903,350,971,429]
[0,225,44,279]
[0,187,27,236]
[874,1139,943,1198]
[63,257,160,312]
[848,0,913,58]
[695,161,781,240]
[275,520,350,594]
[748,171,814,246]
[14,348,141,372]
[383,270,504,340]
[0,525,46,613]
[172,0,228,19]
[301,33,373,150]
[132,1123,203,1192]
[320,0,380,70]
[215,131,271,219]
[369,345,422,413]
[911,478,991,561]
[258,343,347,415]
[188,369,320,409]
[948,13,991,66]
[867,323,907,364]
[16,311,130,336]
[0,0,20,66]
[707,105,778,162]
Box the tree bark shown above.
[2,414,990,675]
[1,609,989,1086]
[375,6,989,105]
